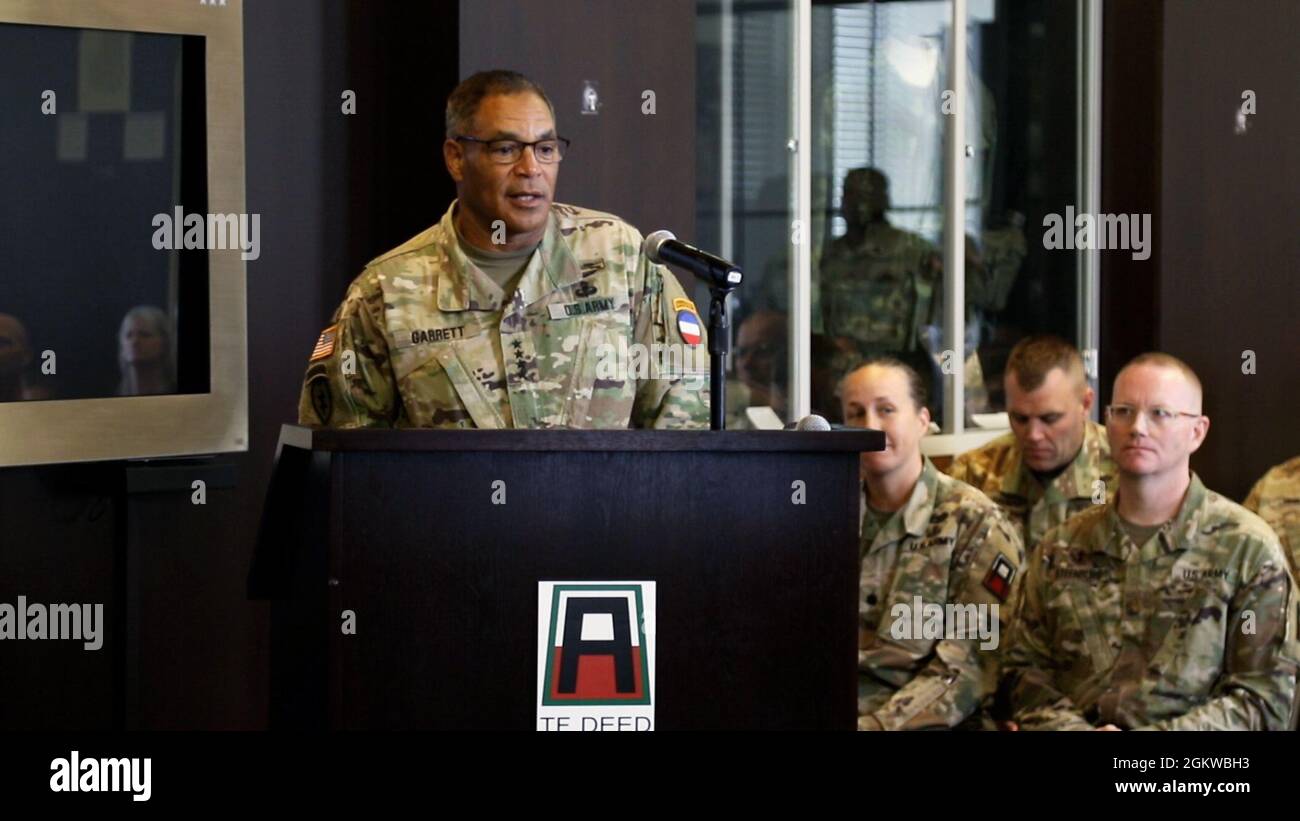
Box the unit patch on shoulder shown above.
[308,375,333,424]
[982,553,1016,602]
[673,299,702,346]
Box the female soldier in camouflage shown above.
[841,358,1023,730]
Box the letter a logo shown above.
[539,583,653,705]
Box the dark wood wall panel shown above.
[1099,0,1163,399]
[1157,0,1300,500]
[459,0,697,257]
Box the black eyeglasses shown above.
[453,136,570,164]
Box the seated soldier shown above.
[842,358,1023,730]
[947,334,1116,552]
[1245,455,1300,578]
[1002,353,1300,730]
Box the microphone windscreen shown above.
[642,230,676,264]
[795,414,831,432]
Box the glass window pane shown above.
[810,1,954,424]
[963,0,1082,417]
[697,0,1089,431]
[696,0,797,428]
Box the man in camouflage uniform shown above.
[1245,455,1300,577]
[298,70,709,429]
[842,360,1024,730]
[948,335,1116,551]
[818,168,1007,418]
[820,169,938,361]
[1002,353,1299,730]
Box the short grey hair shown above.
[445,69,556,138]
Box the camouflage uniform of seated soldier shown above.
[843,358,1024,731]
[1245,455,1300,579]
[1002,353,1300,731]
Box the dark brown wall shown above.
[459,0,697,249]
[0,466,119,729]
[1099,0,1162,388]
[1101,0,1298,501]
[1156,0,1300,500]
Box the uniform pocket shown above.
[824,276,914,349]
[432,340,508,429]
[1060,587,1118,674]
[1146,585,1228,696]
[557,314,634,428]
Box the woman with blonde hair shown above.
[117,305,176,396]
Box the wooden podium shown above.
[252,425,882,730]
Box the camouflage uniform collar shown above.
[438,202,506,312]
[1102,471,1208,559]
[531,207,587,299]
[437,201,587,314]
[1001,419,1107,505]
[905,457,942,537]
[863,458,939,553]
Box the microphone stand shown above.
[643,230,741,430]
[706,285,735,431]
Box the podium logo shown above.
[537,582,656,731]
[542,584,649,704]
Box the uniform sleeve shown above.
[628,256,711,430]
[963,234,997,313]
[861,504,1024,730]
[1138,545,1300,731]
[1242,476,1265,513]
[966,226,1026,313]
[297,276,400,428]
[1000,536,1096,731]
[945,452,974,483]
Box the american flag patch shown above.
[310,324,338,362]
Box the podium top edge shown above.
[278,424,885,454]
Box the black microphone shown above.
[643,230,743,290]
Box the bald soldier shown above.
[1245,456,1300,577]
[1002,353,1300,730]
[298,70,709,429]
[948,335,1116,551]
